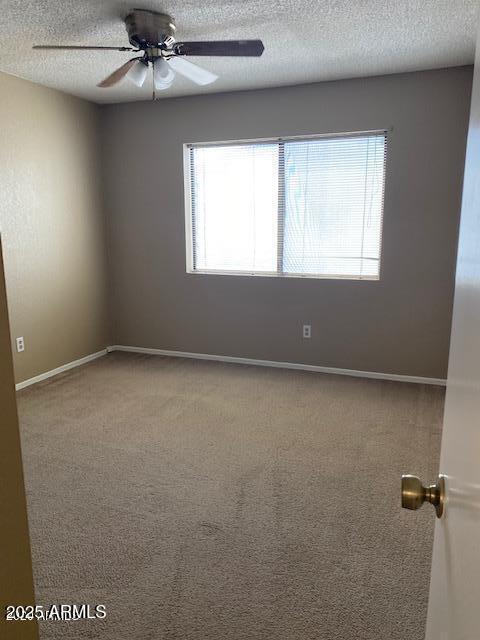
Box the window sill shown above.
[187,269,380,282]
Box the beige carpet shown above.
[18,352,444,640]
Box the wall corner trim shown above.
[108,345,447,386]
[15,349,107,391]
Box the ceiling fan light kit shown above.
[33,8,265,99]
[127,59,149,87]
[153,58,175,90]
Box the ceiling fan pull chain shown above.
[152,61,156,101]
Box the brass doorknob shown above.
[401,474,445,518]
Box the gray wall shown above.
[101,67,472,379]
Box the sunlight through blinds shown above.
[187,131,387,279]
[190,144,279,272]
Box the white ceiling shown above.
[0,0,478,104]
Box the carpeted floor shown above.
[17,352,444,640]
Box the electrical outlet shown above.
[16,336,25,353]
[302,324,311,339]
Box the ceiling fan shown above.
[33,9,265,98]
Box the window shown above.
[185,131,387,280]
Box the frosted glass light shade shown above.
[153,59,175,90]
[126,60,148,87]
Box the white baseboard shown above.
[15,349,107,391]
[108,345,446,387]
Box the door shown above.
[424,17,480,640]
[0,236,38,640]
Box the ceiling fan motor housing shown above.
[125,9,176,49]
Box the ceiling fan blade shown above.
[168,57,218,86]
[33,45,134,51]
[97,58,142,88]
[173,40,264,57]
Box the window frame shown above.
[184,129,389,281]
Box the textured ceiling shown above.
[0,0,478,104]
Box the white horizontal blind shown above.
[187,131,387,279]
[282,134,386,278]
[190,144,278,272]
